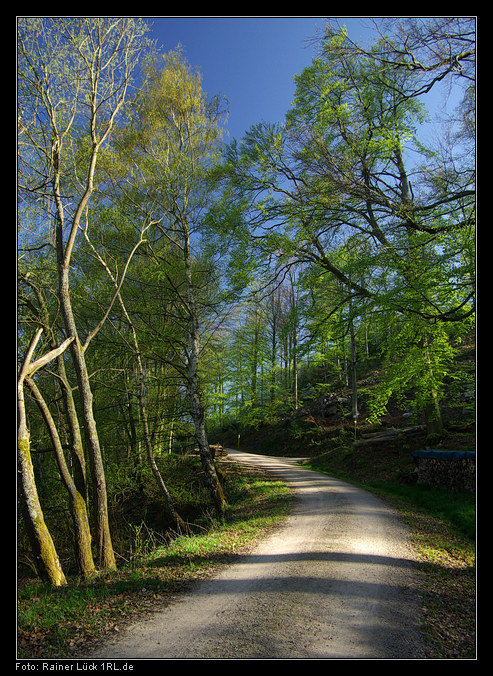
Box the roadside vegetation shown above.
[17,461,294,659]
[18,431,475,660]
[305,451,476,660]
[18,334,475,661]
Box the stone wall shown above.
[412,450,475,492]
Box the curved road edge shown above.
[87,449,425,660]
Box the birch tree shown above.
[117,50,228,511]
[18,17,152,568]
[18,329,74,586]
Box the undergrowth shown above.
[17,462,294,659]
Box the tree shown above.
[18,269,97,579]
[18,329,74,586]
[287,20,474,324]
[83,227,188,534]
[220,19,474,434]
[25,377,97,578]
[117,50,228,511]
[18,267,88,502]
[18,17,152,568]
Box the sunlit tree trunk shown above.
[17,329,72,586]
[57,209,116,571]
[25,378,96,579]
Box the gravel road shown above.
[88,450,424,660]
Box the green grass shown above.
[366,481,475,541]
[17,463,294,659]
[303,456,476,659]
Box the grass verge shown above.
[17,454,476,660]
[17,462,294,660]
[304,458,476,660]
[371,483,476,660]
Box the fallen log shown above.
[353,424,426,449]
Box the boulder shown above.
[317,393,351,418]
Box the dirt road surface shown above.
[87,450,424,660]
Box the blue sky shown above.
[145,17,370,142]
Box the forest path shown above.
[87,450,424,660]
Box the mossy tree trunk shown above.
[17,329,72,586]
[18,431,67,587]
[25,377,96,579]
[60,309,116,571]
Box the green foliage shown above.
[366,318,461,424]
[212,20,474,431]
[18,18,475,587]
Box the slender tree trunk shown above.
[25,378,96,578]
[140,389,189,534]
[349,317,359,421]
[293,330,298,410]
[63,326,116,570]
[17,330,72,586]
[270,311,277,404]
[59,370,88,502]
[185,242,227,514]
[135,352,188,534]
[168,421,175,455]
[55,157,116,571]
[17,428,67,586]
[251,322,259,407]
[187,345,227,513]
[85,229,188,534]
